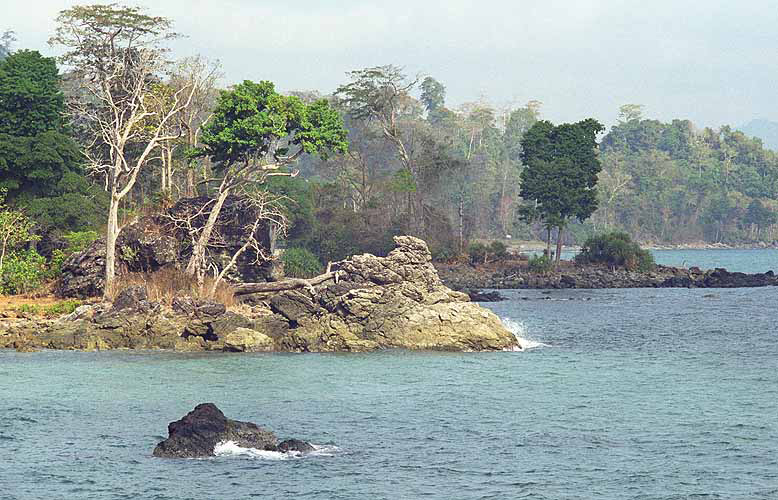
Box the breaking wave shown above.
[213,441,339,460]
[502,318,549,351]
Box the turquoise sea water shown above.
[552,248,778,274]
[2,251,778,499]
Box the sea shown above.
[2,249,777,499]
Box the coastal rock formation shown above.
[57,195,279,298]
[152,403,311,458]
[0,237,519,352]
[436,262,778,290]
[256,236,517,351]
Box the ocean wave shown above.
[213,441,339,460]
[501,318,549,350]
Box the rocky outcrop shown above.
[152,403,312,458]
[57,196,279,299]
[257,236,517,352]
[1,236,518,352]
[437,262,778,290]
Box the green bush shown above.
[63,230,98,254]
[467,242,488,264]
[13,299,83,317]
[528,254,553,273]
[1,249,47,294]
[467,241,509,264]
[282,247,324,278]
[489,241,508,260]
[575,231,655,271]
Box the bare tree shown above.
[335,66,426,229]
[50,4,199,297]
[166,189,287,296]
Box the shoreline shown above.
[435,261,778,291]
[498,240,778,254]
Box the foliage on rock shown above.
[575,231,655,271]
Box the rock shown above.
[277,439,315,453]
[153,403,305,459]
[57,196,280,299]
[266,236,518,352]
[171,296,226,318]
[223,328,275,352]
[464,289,506,302]
[13,236,518,353]
[111,286,151,311]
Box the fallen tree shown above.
[233,271,341,296]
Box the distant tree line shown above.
[1,5,777,297]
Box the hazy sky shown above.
[5,0,778,129]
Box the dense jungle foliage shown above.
[1,7,777,295]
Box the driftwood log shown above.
[233,271,340,296]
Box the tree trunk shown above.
[546,226,552,259]
[555,226,564,268]
[458,195,465,253]
[185,184,231,278]
[233,271,340,295]
[104,191,120,299]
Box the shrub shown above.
[282,247,323,278]
[575,231,655,271]
[528,254,553,273]
[63,230,98,254]
[468,241,509,264]
[467,242,488,264]
[108,268,236,308]
[14,299,83,317]
[1,249,47,294]
[489,241,509,260]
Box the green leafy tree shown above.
[420,76,446,114]
[0,189,38,276]
[519,119,604,264]
[0,50,83,198]
[187,80,348,278]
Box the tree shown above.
[335,65,425,230]
[50,4,198,297]
[519,119,604,265]
[618,104,644,123]
[0,189,38,275]
[0,50,83,198]
[186,80,347,281]
[0,30,14,59]
[420,76,445,113]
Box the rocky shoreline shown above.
[436,262,778,290]
[0,237,518,353]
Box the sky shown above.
[5,0,778,129]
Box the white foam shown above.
[213,441,339,460]
[501,318,549,351]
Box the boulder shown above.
[265,236,518,352]
[153,403,312,458]
[222,328,275,352]
[277,439,315,453]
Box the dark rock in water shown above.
[152,403,314,458]
[153,403,278,458]
[277,439,315,453]
[465,289,505,302]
